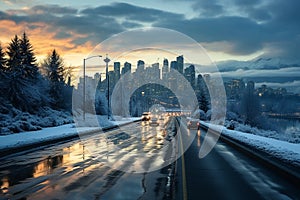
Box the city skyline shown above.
[79,54,298,96]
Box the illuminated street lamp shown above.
[83,55,102,120]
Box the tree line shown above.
[0,32,72,114]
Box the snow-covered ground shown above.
[0,116,139,151]
[0,107,74,135]
[224,119,300,144]
[201,121,300,167]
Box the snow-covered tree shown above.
[196,74,211,113]
[7,74,42,112]
[6,35,21,74]
[198,92,210,113]
[5,34,49,112]
[95,90,108,115]
[43,49,65,83]
[0,43,8,105]
[42,49,70,109]
[19,32,39,79]
[0,44,6,72]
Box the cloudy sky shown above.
[0,0,299,91]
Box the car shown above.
[187,119,200,129]
[149,117,159,126]
[141,112,151,121]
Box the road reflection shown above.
[0,141,89,197]
[0,116,195,199]
[0,177,9,194]
[197,130,201,147]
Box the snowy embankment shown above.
[0,115,140,152]
[0,107,74,135]
[201,121,300,167]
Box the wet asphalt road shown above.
[0,117,299,200]
[0,119,179,200]
[175,128,300,200]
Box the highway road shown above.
[175,127,300,200]
[0,117,299,199]
[0,118,179,199]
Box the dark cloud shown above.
[267,0,300,25]
[0,10,9,19]
[8,4,78,15]
[122,21,142,29]
[162,0,299,61]
[233,0,262,6]
[80,2,184,22]
[2,5,124,44]
[0,1,299,62]
[30,5,78,14]
[155,16,266,55]
[54,14,124,44]
[192,0,224,17]
[259,0,300,61]
[247,8,271,21]
[230,0,271,22]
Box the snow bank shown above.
[0,107,73,135]
[224,120,300,143]
[202,121,300,167]
[0,116,140,151]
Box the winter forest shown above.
[0,33,73,134]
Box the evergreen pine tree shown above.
[5,34,46,112]
[6,35,21,74]
[20,32,38,79]
[42,49,65,83]
[0,44,6,72]
[42,49,66,109]
[199,92,210,113]
[0,43,8,101]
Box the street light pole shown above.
[104,54,111,119]
[83,55,102,121]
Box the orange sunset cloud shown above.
[0,19,94,66]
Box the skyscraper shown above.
[94,72,101,82]
[184,64,195,88]
[176,55,184,74]
[246,81,255,94]
[137,60,145,71]
[162,58,169,81]
[170,61,177,71]
[114,62,120,81]
[122,61,131,75]
[151,62,160,80]
[108,71,116,92]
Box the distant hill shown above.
[185,57,300,93]
[216,57,300,72]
